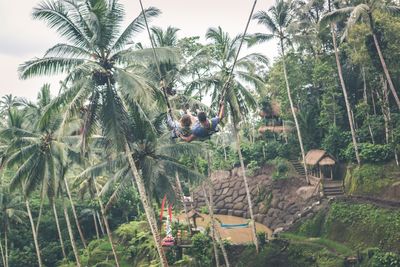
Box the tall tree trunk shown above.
[235,130,259,252]
[0,233,5,267]
[62,196,82,267]
[175,172,191,235]
[371,31,400,109]
[35,186,45,236]
[381,77,390,144]
[201,185,220,267]
[94,182,120,267]
[330,25,361,165]
[96,211,105,235]
[52,200,67,259]
[93,211,100,239]
[26,200,43,267]
[362,67,375,144]
[279,39,310,183]
[4,227,8,267]
[64,179,87,248]
[382,79,399,166]
[205,152,230,267]
[124,142,169,267]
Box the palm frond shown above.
[253,10,278,34]
[111,7,161,53]
[33,0,92,48]
[44,43,92,58]
[19,57,85,79]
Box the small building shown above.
[304,149,336,179]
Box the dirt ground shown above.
[176,213,272,244]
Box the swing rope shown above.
[138,0,174,118]
[218,0,258,115]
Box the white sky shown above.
[0,0,278,100]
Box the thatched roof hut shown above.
[304,149,336,179]
[304,149,336,166]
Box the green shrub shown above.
[247,160,260,176]
[370,251,400,267]
[257,231,267,247]
[342,143,393,163]
[271,157,289,180]
[189,233,213,266]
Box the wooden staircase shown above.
[323,180,344,197]
[289,159,306,177]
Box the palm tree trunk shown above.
[0,233,5,267]
[330,26,361,165]
[235,130,259,253]
[94,183,120,267]
[371,32,400,109]
[205,152,230,266]
[96,211,105,235]
[124,142,169,267]
[26,199,43,267]
[93,211,100,239]
[64,179,87,248]
[279,39,311,181]
[362,67,375,144]
[381,77,390,143]
[201,185,220,267]
[175,172,191,235]
[62,196,82,267]
[382,79,399,166]
[4,228,8,267]
[35,187,45,236]
[52,200,67,259]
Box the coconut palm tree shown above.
[73,166,121,267]
[322,0,400,110]
[296,0,361,164]
[0,187,27,267]
[187,27,268,122]
[252,0,310,184]
[188,27,268,253]
[0,92,84,266]
[19,0,178,265]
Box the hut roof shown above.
[319,156,336,166]
[304,149,336,166]
[258,125,293,134]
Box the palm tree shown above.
[1,95,83,266]
[19,0,178,265]
[74,168,121,266]
[184,28,268,253]
[188,27,268,122]
[252,0,310,184]
[323,0,400,110]
[0,187,27,267]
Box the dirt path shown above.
[176,213,272,244]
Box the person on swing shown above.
[180,102,225,142]
[166,110,197,139]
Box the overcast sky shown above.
[0,0,278,100]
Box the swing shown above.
[138,2,226,142]
[216,218,251,229]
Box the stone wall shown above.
[193,166,321,230]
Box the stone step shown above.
[324,189,343,194]
[324,192,344,197]
[324,182,343,188]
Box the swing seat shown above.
[218,219,250,229]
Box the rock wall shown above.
[193,166,322,230]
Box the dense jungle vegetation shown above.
[1,0,400,266]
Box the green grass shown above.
[281,233,354,256]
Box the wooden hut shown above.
[304,149,336,179]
